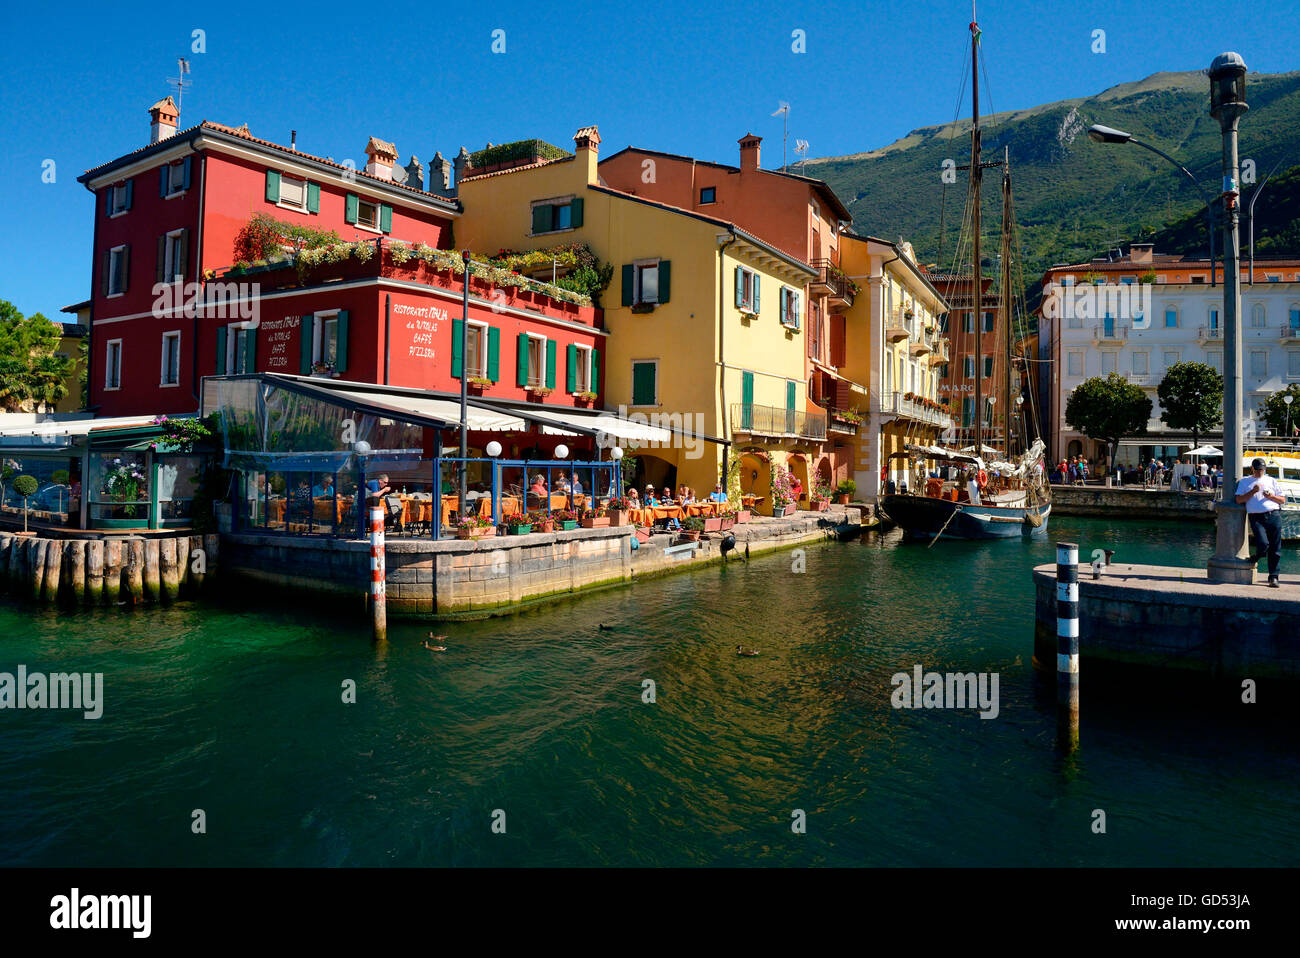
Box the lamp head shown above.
[485,440,502,457]
[352,440,371,458]
[1209,52,1248,119]
[1088,124,1133,145]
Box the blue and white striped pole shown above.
[1055,541,1079,747]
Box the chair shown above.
[384,495,405,533]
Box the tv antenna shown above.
[771,101,790,170]
[167,57,192,114]
[794,139,810,171]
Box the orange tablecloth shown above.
[684,502,724,517]
[629,505,685,524]
[439,494,492,528]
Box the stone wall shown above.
[1048,485,1215,521]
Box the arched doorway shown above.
[1067,439,1083,458]
[739,451,771,503]
[631,453,676,497]
[787,453,810,506]
[815,455,833,493]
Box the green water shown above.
[1,517,1296,867]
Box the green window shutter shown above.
[121,246,129,291]
[335,310,349,372]
[753,274,761,313]
[345,193,358,224]
[735,266,743,308]
[566,343,578,392]
[178,228,189,281]
[159,166,169,197]
[786,379,796,411]
[545,339,557,389]
[487,326,500,382]
[156,235,167,284]
[182,157,192,190]
[591,349,600,394]
[621,265,634,306]
[451,319,464,378]
[632,363,656,406]
[244,326,256,373]
[532,204,553,234]
[658,260,671,303]
[101,251,110,296]
[306,181,320,214]
[742,370,754,406]
[104,189,113,217]
[380,204,393,234]
[215,326,227,374]
[124,179,133,209]
[570,196,584,228]
[265,170,281,203]
[300,315,314,374]
[517,332,529,386]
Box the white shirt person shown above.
[1234,470,1284,513]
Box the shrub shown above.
[12,474,38,498]
[837,478,857,496]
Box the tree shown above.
[1259,383,1300,439]
[0,300,75,412]
[12,474,37,533]
[1157,361,1223,450]
[1065,373,1153,472]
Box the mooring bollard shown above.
[1055,541,1081,748]
[369,494,386,642]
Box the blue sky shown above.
[0,0,1294,318]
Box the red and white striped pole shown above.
[369,494,386,641]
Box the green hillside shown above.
[805,70,1300,282]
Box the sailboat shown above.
[879,14,1051,541]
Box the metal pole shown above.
[459,250,470,525]
[1055,541,1079,750]
[369,493,386,641]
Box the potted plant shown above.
[575,390,598,406]
[311,360,336,377]
[703,512,724,533]
[605,496,632,526]
[718,509,737,532]
[580,508,609,529]
[456,514,496,539]
[679,516,705,542]
[11,474,38,535]
[836,478,857,505]
[527,385,554,400]
[534,511,555,533]
[553,508,579,531]
[468,376,493,395]
[769,465,796,516]
[506,513,533,536]
[810,478,833,512]
[633,524,652,543]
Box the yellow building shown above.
[56,301,90,413]
[837,234,952,500]
[456,127,826,509]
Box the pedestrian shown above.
[1235,457,1286,588]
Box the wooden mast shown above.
[1002,147,1014,457]
[970,15,983,458]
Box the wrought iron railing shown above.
[731,403,827,440]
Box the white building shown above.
[1040,244,1300,467]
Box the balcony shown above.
[929,339,951,365]
[1280,325,1300,343]
[731,403,827,441]
[827,409,862,436]
[885,310,910,343]
[811,259,856,308]
[1198,325,1223,344]
[881,391,953,430]
[1092,323,1128,344]
[909,339,932,357]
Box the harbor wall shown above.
[1032,563,1300,680]
[219,506,866,618]
[1048,485,1216,521]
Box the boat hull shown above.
[880,494,1051,541]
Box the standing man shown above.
[1235,457,1286,588]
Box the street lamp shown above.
[1285,393,1294,440]
[1206,51,1252,585]
[1087,124,1218,285]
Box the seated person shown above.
[571,474,585,496]
[365,473,392,499]
[661,486,675,505]
[643,485,659,506]
[708,483,728,503]
[626,488,641,507]
[554,472,571,493]
[312,475,335,498]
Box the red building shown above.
[78,97,605,420]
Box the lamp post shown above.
[1206,52,1253,585]
[1087,124,1218,285]
[458,249,470,519]
[1285,393,1294,441]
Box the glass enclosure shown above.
[0,454,81,528]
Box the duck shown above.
[735,645,760,657]
[424,633,447,652]
[598,624,616,631]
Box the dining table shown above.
[627,504,685,525]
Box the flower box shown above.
[507,524,533,536]
[811,500,829,512]
[536,520,554,533]
[736,510,751,523]
[607,508,631,527]
[703,517,723,533]
[719,515,736,531]
[678,529,701,542]
[558,519,579,531]
[771,502,796,517]
[581,516,610,528]
[634,526,652,543]
[457,525,496,540]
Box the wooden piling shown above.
[6,535,22,595]
[202,534,220,580]
[173,535,189,595]
[159,538,179,604]
[142,538,161,603]
[42,537,62,604]
[125,538,144,606]
[85,540,104,606]
[29,538,47,602]
[0,535,9,592]
[67,540,86,606]
[103,539,122,605]
[187,536,205,592]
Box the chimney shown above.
[453,147,470,193]
[1129,242,1155,265]
[404,155,424,191]
[430,151,452,194]
[574,125,601,183]
[739,133,761,172]
[364,136,398,180]
[149,96,179,145]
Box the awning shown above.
[322,386,529,433]
[533,408,674,444]
[0,415,156,441]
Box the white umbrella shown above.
[1185,445,1223,457]
[960,444,1001,455]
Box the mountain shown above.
[804,70,1300,284]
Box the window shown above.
[982,313,994,333]
[961,397,974,426]
[1252,304,1266,328]
[1133,352,1148,375]
[631,361,657,406]
[1068,312,1083,329]
[1208,351,1222,373]
[357,199,379,230]
[160,331,181,386]
[105,339,122,390]
[637,263,659,305]
[939,363,949,378]
[963,357,974,378]
[1190,275,1206,284]
[983,355,994,378]
[106,181,132,216]
[1250,350,1267,377]
[464,322,488,379]
[344,193,391,233]
[734,266,760,313]
[1164,308,1178,328]
[571,344,594,393]
[161,229,186,283]
[1163,351,1179,370]
[106,245,129,296]
[1267,274,1281,283]
[278,175,307,211]
[221,323,257,375]
[1121,276,1135,285]
[1210,308,1220,329]
[526,335,546,388]
[700,187,716,204]
[531,197,584,234]
[160,158,190,197]
[1067,352,1082,376]
[1289,351,1300,378]
[315,312,340,367]
[1062,276,1076,286]
[1101,352,1116,374]
[1290,308,1300,330]
[779,287,801,329]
